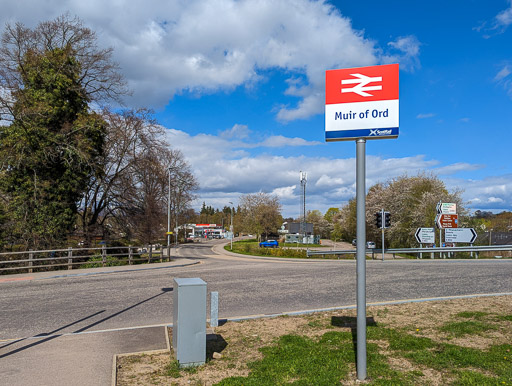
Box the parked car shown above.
[352,239,357,246]
[259,239,279,248]
[366,241,376,249]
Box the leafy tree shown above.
[324,207,339,223]
[0,46,106,248]
[307,209,333,238]
[0,15,126,249]
[239,192,282,240]
[333,198,357,242]
[335,173,466,248]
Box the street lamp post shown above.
[229,201,234,250]
[167,167,171,248]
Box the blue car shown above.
[259,239,279,248]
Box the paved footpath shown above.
[1,326,166,386]
[0,259,197,386]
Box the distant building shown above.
[279,222,318,244]
[279,222,313,235]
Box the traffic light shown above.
[384,212,391,228]
[375,212,382,228]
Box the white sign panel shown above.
[325,64,399,141]
[437,202,457,214]
[444,228,477,243]
[415,228,435,244]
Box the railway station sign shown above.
[325,63,399,142]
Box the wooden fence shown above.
[0,245,173,274]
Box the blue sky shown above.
[2,0,512,217]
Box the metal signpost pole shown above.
[356,138,367,380]
[167,167,171,248]
[325,64,399,382]
[381,208,385,262]
[439,228,442,258]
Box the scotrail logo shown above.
[369,129,392,136]
[341,73,382,97]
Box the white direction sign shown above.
[415,228,435,244]
[444,228,477,243]
[437,202,457,214]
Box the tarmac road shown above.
[1,239,511,385]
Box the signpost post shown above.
[435,202,458,258]
[325,63,399,380]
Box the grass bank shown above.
[224,240,354,259]
[117,295,512,385]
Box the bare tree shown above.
[78,108,198,245]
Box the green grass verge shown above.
[225,240,356,259]
[121,297,512,385]
[282,242,324,248]
[225,241,309,258]
[216,323,512,385]
[440,320,497,338]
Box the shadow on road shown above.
[0,287,173,359]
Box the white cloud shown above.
[259,135,321,147]
[1,0,411,122]
[271,185,297,200]
[315,175,344,187]
[219,124,251,140]
[495,0,512,30]
[101,0,380,120]
[494,65,512,97]
[165,126,512,216]
[434,163,484,176]
[166,127,469,217]
[495,65,511,81]
[445,174,512,212]
[416,113,435,119]
[384,35,421,72]
[476,0,512,37]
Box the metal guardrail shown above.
[0,245,174,274]
[307,245,512,259]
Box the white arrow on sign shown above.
[415,227,435,244]
[341,73,383,97]
[444,228,477,243]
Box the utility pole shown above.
[229,201,234,250]
[300,171,307,242]
[167,167,171,248]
